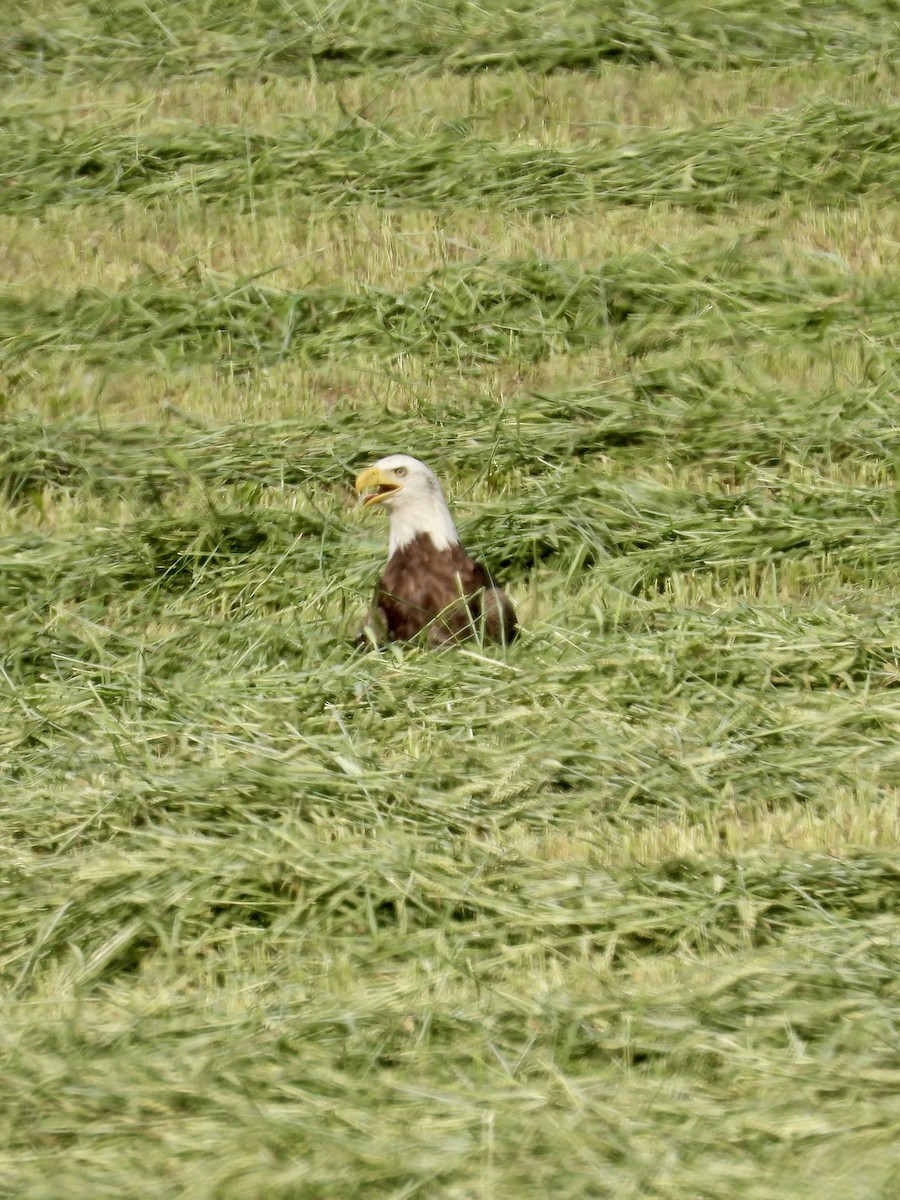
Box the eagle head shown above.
[355,454,459,555]
[354,454,440,509]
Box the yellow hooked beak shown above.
[355,466,402,507]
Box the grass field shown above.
[2,2,899,1196]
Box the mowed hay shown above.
[2,247,898,367]
[2,0,896,78]
[1,2,899,1197]
[2,101,898,215]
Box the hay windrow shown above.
[3,0,896,79]
[2,101,897,215]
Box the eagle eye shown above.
[394,466,407,477]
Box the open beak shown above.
[355,466,401,507]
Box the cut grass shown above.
[3,914,896,1199]
[2,246,897,369]
[3,101,898,217]
[2,356,898,502]
[5,0,897,80]
[2,6,900,1197]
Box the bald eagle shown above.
[354,455,517,647]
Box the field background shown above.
[2,3,899,1196]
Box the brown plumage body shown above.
[374,532,517,646]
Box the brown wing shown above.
[376,534,517,646]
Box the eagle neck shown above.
[388,500,459,558]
